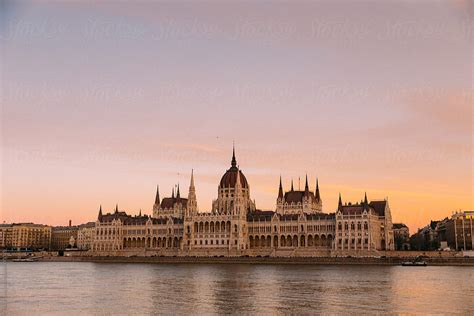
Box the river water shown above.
[1,262,473,315]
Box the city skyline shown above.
[1,1,472,234]
[2,145,470,234]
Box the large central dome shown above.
[219,148,249,189]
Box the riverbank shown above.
[33,255,474,266]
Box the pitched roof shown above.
[306,213,335,220]
[160,197,188,209]
[369,201,387,216]
[247,210,274,221]
[284,190,316,204]
[393,223,407,229]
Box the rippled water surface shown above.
[1,262,473,315]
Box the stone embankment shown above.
[37,255,474,266]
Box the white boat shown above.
[401,260,427,266]
[12,257,39,262]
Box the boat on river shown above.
[401,256,427,266]
[12,257,41,262]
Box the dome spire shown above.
[231,142,237,167]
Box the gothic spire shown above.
[190,169,195,189]
[155,185,160,205]
[291,179,294,191]
[338,193,343,210]
[172,187,175,199]
[176,183,180,198]
[304,174,309,196]
[278,175,283,199]
[364,192,368,204]
[187,169,197,212]
[139,209,142,216]
[231,143,237,167]
[98,205,103,220]
[315,178,320,201]
[115,203,118,213]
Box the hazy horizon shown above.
[1,1,472,234]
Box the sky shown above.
[1,1,472,234]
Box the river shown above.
[1,262,473,315]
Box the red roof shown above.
[219,166,249,189]
[160,197,188,209]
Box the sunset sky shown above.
[1,1,472,234]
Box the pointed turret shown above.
[171,187,175,199]
[315,178,320,201]
[187,169,198,214]
[176,183,181,199]
[98,205,103,220]
[154,185,160,205]
[304,174,309,196]
[139,209,142,216]
[364,192,368,204]
[278,176,284,199]
[115,204,118,213]
[235,167,242,189]
[234,168,244,216]
[291,179,294,191]
[338,193,343,210]
[190,169,195,188]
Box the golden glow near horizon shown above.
[1,1,472,234]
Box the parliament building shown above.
[92,148,395,257]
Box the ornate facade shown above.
[91,147,394,256]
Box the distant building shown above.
[0,223,51,251]
[393,223,410,250]
[51,220,79,250]
[91,147,395,256]
[334,194,394,251]
[410,221,440,251]
[410,211,473,251]
[0,224,12,249]
[77,222,95,250]
[446,211,473,251]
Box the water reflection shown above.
[2,262,473,315]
